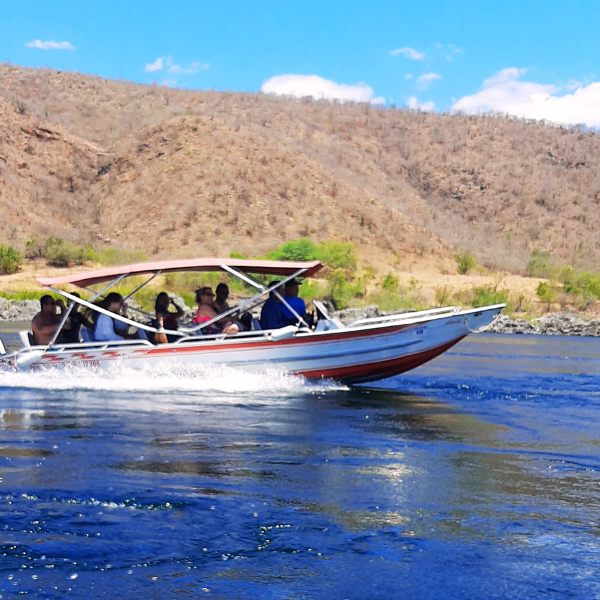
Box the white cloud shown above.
[390,47,425,60]
[435,43,464,61]
[261,74,385,105]
[161,78,178,88]
[451,68,600,128]
[25,39,74,50]
[407,96,436,112]
[145,56,208,75]
[482,67,527,87]
[564,79,582,91]
[447,44,463,54]
[405,74,414,80]
[145,57,163,72]
[416,72,441,91]
[168,61,209,74]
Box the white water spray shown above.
[0,360,347,397]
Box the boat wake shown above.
[0,360,347,397]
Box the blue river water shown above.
[1,333,599,599]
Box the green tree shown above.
[0,243,23,274]
[537,281,557,308]
[557,266,577,290]
[318,241,358,274]
[471,286,508,308]
[527,250,553,278]
[42,237,95,267]
[382,272,399,291]
[455,250,477,275]
[268,238,320,262]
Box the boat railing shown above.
[346,306,462,328]
[17,338,155,354]
[172,326,307,345]
[172,330,271,344]
[8,326,308,357]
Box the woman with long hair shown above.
[152,292,184,344]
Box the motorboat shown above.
[0,258,504,383]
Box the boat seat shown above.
[19,331,33,348]
[312,300,332,320]
[315,318,343,332]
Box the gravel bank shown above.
[482,312,600,337]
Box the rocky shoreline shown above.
[0,298,40,323]
[482,312,600,336]
[2,297,600,337]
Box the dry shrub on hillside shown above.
[1,64,600,272]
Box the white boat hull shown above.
[0,305,503,384]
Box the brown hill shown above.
[1,64,599,273]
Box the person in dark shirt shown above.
[62,293,93,344]
[281,279,306,326]
[260,284,286,330]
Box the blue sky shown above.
[2,0,599,125]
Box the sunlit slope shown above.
[1,65,599,271]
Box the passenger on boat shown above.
[260,283,286,330]
[94,292,148,342]
[153,316,169,345]
[31,295,70,345]
[62,293,93,344]
[152,292,184,343]
[193,287,239,334]
[214,283,231,315]
[213,283,248,331]
[281,279,306,326]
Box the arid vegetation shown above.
[1,64,600,315]
[0,243,22,274]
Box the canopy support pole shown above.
[45,287,172,336]
[83,273,157,320]
[46,274,130,350]
[222,266,309,328]
[220,265,267,291]
[45,302,75,349]
[123,271,161,302]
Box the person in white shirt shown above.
[94,293,129,342]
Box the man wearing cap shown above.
[281,279,306,326]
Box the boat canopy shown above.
[36,258,323,288]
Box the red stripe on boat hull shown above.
[294,336,466,384]
[142,322,415,356]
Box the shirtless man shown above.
[31,295,69,346]
[213,283,246,331]
[213,283,231,315]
